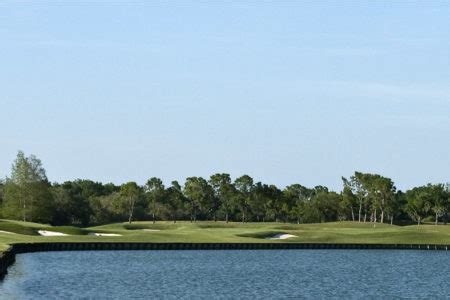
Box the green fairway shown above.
[2,220,450,254]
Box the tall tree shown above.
[284,184,312,223]
[166,181,184,223]
[348,172,369,222]
[340,182,357,221]
[209,173,234,222]
[52,180,103,226]
[428,184,448,225]
[184,177,214,222]
[144,177,165,223]
[405,187,431,225]
[120,182,141,223]
[367,175,396,224]
[234,175,254,223]
[89,192,123,224]
[3,151,54,223]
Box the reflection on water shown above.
[1,250,449,299]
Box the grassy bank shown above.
[2,220,450,253]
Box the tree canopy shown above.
[1,151,449,226]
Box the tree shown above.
[89,192,123,224]
[284,184,312,223]
[343,172,369,222]
[144,177,165,223]
[405,187,431,225]
[369,175,396,224]
[165,181,184,223]
[340,183,357,221]
[249,182,264,222]
[183,177,214,222]
[312,191,341,222]
[234,175,254,223]
[3,151,54,223]
[209,173,235,222]
[51,180,104,226]
[120,182,141,223]
[427,184,448,225]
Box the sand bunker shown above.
[266,233,297,240]
[38,230,69,236]
[89,233,122,237]
[143,229,161,232]
[0,230,16,234]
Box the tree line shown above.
[0,151,449,226]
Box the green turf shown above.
[2,219,450,253]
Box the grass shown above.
[2,219,450,253]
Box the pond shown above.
[1,250,449,299]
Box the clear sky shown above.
[1,1,449,191]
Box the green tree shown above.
[89,192,123,224]
[312,191,341,222]
[427,184,448,225]
[340,183,357,221]
[3,151,54,223]
[144,177,165,223]
[183,177,214,222]
[283,184,312,223]
[209,173,235,222]
[250,182,267,222]
[234,175,254,223]
[405,186,431,225]
[51,180,105,226]
[120,182,141,223]
[165,181,184,223]
[348,172,369,222]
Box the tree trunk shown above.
[350,206,355,222]
[194,210,197,222]
[417,217,421,226]
[358,201,362,222]
[225,212,229,223]
[152,212,156,224]
[390,215,393,225]
[23,196,27,222]
[380,209,384,223]
[435,212,439,225]
[128,210,133,224]
[128,197,135,224]
[363,207,367,222]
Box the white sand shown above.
[88,232,122,237]
[143,229,161,232]
[38,230,69,236]
[0,230,16,234]
[266,233,297,240]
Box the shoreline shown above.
[1,242,449,279]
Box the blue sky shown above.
[1,1,449,191]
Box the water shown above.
[1,250,449,299]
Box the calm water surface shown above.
[1,250,449,299]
